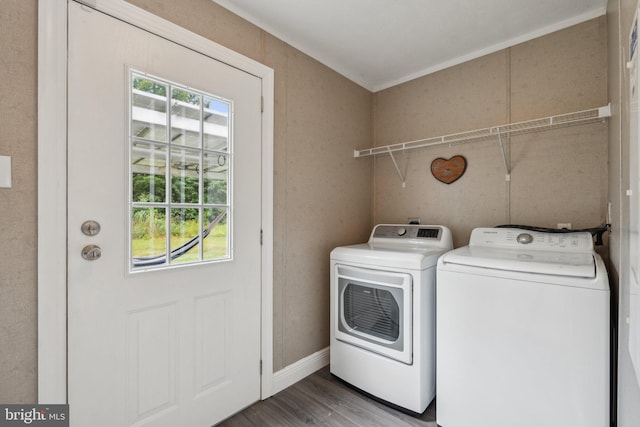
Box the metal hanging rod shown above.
[354,104,611,160]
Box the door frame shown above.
[37,0,274,404]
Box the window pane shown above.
[171,208,200,265]
[203,97,230,152]
[131,207,167,263]
[203,152,228,205]
[171,147,200,204]
[131,143,167,203]
[171,88,201,148]
[131,77,168,142]
[204,208,229,260]
[130,71,233,271]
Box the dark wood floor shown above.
[217,366,437,426]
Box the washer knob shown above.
[397,227,407,236]
[516,233,533,244]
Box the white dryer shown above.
[330,224,453,414]
[436,227,609,427]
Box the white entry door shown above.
[67,2,262,426]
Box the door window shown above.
[129,71,232,270]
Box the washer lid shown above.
[441,245,596,278]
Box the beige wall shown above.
[0,0,38,403]
[373,18,608,248]
[608,0,640,425]
[0,0,373,403]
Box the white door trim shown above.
[37,0,274,404]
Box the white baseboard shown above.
[270,347,329,396]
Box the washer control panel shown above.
[470,227,594,252]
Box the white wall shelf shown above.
[354,104,611,185]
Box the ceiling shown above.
[212,0,607,92]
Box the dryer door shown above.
[335,264,412,364]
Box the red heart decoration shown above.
[431,155,467,184]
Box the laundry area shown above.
[3,0,640,426]
[332,11,616,427]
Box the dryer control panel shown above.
[372,224,441,239]
[368,224,453,250]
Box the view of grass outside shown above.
[131,211,229,263]
[131,173,229,264]
[131,74,231,268]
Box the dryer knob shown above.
[397,227,407,236]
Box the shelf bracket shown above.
[387,147,407,188]
[497,128,511,181]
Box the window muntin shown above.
[129,71,232,271]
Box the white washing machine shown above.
[330,224,453,414]
[436,227,610,427]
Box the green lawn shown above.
[132,222,229,263]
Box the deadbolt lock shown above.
[81,244,102,261]
[81,220,101,236]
